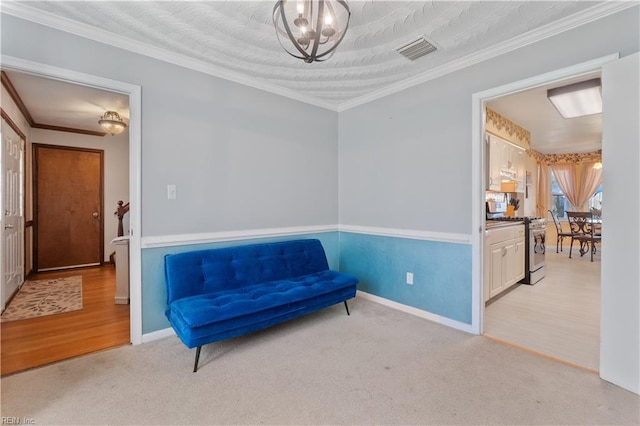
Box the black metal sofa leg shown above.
[344,301,350,316]
[193,346,202,373]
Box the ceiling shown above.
[3,70,129,135]
[487,72,603,155]
[2,1,620,151]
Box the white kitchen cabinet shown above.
[486,134,526,193]
[515,148,526,192]
[486,224,525,300]
[487,135,502,191]
[514,237,525,281]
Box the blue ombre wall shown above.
[141,230,471,334]
[339,233,471,324]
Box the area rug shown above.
[1,276,83,322]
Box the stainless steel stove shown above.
[486,202,547,285]
[521,217,546,284]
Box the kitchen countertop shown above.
[486,220,524,230]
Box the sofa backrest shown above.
[165,239,330,304]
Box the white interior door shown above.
[1,117,25,310]
[600,52,640,395]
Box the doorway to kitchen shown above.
[471,54,617,373]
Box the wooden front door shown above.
[34,144,103,271]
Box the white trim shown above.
[470,53,619,339]
[1,55,145,346]
[339,224,471,245]
[2,1,633,113]
[140,224,472,249]
[142,327,176,344]
[357,290,475,334]
[141,225,339,249]
[1,2,339,112]
[338,2,634,111]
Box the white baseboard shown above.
[142,327,176,343]
[356,290,476,334]
[141,292,474,344]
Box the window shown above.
[550,170,603,218]
[589,184,602,216]
[550,170,569,218]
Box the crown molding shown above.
[0,2,340,112]
[2,1,635,113]
[337,1,637,111]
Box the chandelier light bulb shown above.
[324,14,333,25]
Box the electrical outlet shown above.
[406,272,414,285]
[167,184,177,200]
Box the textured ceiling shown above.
[6,1,607,109]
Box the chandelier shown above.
[273,0,350,63]
[98,111,127,135]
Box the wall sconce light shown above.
[99,111,128,135]
[547,78,602,119]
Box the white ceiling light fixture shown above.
[98,110,127,135]
[273,0,350,63]
[547,78,602,119]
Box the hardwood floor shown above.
[1,265,130,376]
[484,239,600,372]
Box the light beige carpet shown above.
[1,276,83,322]
[1,298,638,425]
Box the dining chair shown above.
[566,211,602,262]
[549,209,572,253]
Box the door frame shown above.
[1,55,143,345]
[470,55,619,339]
[33,143,105,271]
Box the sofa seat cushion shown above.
[167,269,357,346]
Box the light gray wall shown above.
[339,6,639,234]
[1,14,338,238]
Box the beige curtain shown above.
[577,161,603,208]
[536,162,549,218]
[550,163,580,207]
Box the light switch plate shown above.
[167,184,177,200]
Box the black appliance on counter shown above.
[486,202,547,285]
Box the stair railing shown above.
[115,200,130,237]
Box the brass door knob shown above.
[92,212,99,218]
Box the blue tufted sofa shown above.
[164,239,358,371]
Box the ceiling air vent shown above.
[396,36,437,61]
